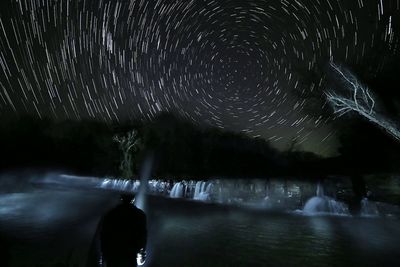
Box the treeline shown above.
[0,113,319,178]
[0,116,120,176]
[139,113,284,178]
[0,113,285,178]
[1,112,399,179]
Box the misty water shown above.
[1,174,400,267]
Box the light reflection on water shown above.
[149,202,400,267]
[0,175,399,266]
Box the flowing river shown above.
[0,174,399,267]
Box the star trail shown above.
[0,0,399,154]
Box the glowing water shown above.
[170,182,185,198]
[194,181,205,199]
[303,183,349,215]
[100,178,139,192]
[193,181,213,201]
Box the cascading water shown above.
[316,183,324,197]
[194,181,204,198]
[170,182,185,198]
[193,181,212,201]
[303,183,349,215]
[360,198,379,217]
[100,178,139,192]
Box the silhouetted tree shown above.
[113,130,141,179]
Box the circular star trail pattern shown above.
[0,0,399,152]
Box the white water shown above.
[170,182,185,198]
[193,181,212,201]
[303,183,349,215]
[100,178,139,192]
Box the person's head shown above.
[120,193,135,204]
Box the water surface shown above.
[0,185,399,267]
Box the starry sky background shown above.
[0,0,399,156]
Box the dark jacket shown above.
[100,203,147,263]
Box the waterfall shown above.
[206,183,213,194]
[360,198,379,217]
[99,178,139,192]
[303,183,349,215]
[193,181,212,201]
[194,181,206,198]
[201,182,207,193]
[170,182,185,198]
[316,183,324,197]
[194,181,204,198]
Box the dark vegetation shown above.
[0,113,283,178]
[1,112,400,180]
[0,116,119,176]
[290,54,400,207]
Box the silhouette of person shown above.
[0,233,10,267]
[100,194,147,267]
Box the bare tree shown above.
[326,62,400,141]
[113,130,141,179]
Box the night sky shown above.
[0,0,399,156]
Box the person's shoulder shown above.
[133,206,146,217]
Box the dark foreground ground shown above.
[1,187,400,267]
